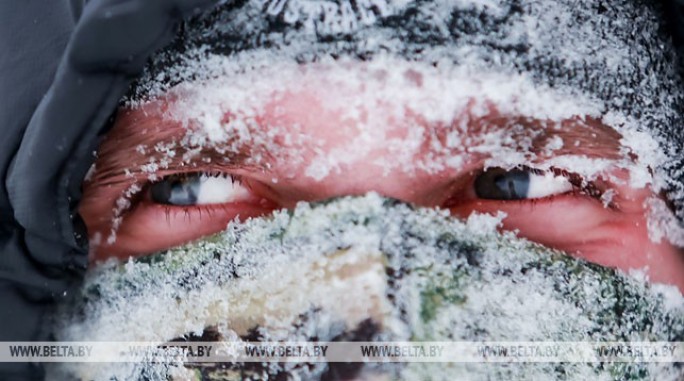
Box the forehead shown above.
[111,64,624,186]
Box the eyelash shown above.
[544,167,603,198]
[139,165,613,226]
[149,170,243,184]
[143,171,247,224]
[509,166,611,208]
[159,203,238,224]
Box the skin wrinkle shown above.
[88,109,623,190]
[81,108,626,232]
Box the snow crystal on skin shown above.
[106,183,142,244]
[126,56,663,213]
[531,155,616,181]
[543,135,564,155]
[108,0,684,248]
[646,197,684,247]
[609,116,669,189]
[160,55,603,132]
[600,188,616,208]
[53,195,684,380]
[120,0,684,241]
[113,0,681,243]
[83,163,96,182]
[154,57,607,183]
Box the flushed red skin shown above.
[80,87,684,293]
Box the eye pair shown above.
[149,167,584,206]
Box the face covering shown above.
[50,195,684,380]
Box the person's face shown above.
[78,1,684,292]
[54,3,684,379]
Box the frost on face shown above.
[110,0,684,246]
[53,195,684,380]
[107,183,142,245]
[60,2,684,379]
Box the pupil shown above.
[150,175,200,205]
[475,168,530,200]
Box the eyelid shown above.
[523,166,620,211]
[115,170,279,243]
[144,170,254,206]
[445,165,613,209]
[541,166,607,200]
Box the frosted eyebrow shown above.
[545,122,622,159]
[91,109,624,189]
[87,112,264,187]
[471,115,624,159]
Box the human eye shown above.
[473,167,576,201]
[142,171,277,218]
[443,164,648,268]
[87,171,279,261]
[149,173,252,206]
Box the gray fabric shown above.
[0,0,219,377]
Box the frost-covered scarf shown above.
[52,195,684,380]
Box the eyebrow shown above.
[471,114,623,159]
[90,110,264,187]
[88,108,624,189]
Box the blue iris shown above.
[474,167,530,200]
[150,175,200,205]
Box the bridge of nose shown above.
[260,162,458,209]
[250,84,468,208]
